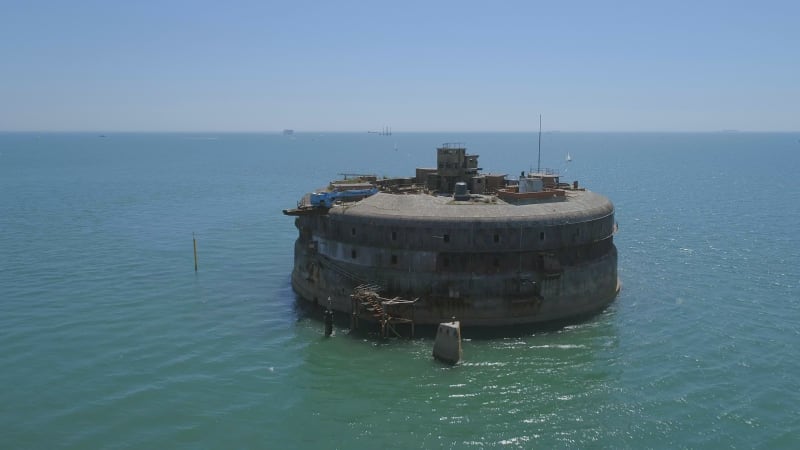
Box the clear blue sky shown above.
[2,0,798,132]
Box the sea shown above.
[1,131,798,449]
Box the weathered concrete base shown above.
[291,243,619,327]
[433,321,462,364]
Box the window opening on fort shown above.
[391,255,398,265]
[351,249,357,259]
[443,234,450,243]
[351,227,356,236]
[540,231,545,241]
[493,233,500,243]
[391,231,397,241]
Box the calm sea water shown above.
[1,132,798,448]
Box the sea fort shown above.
[284,143,619,327]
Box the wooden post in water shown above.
[193,232,198,272]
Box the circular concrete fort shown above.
[284,144,619,327]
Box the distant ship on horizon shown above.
[368,126,392,136]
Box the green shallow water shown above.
[1,132,798,448]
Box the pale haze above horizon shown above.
[1,1,798,132]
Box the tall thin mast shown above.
[537,114,542,173]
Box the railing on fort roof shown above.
[338,173,377,181]
[440,142,466,150]
[529,168,560,176]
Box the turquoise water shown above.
[1,132,798,448]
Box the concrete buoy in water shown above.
[433,320,462,365]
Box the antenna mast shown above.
[537,114,542,173]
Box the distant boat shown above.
[368,126,392,136]
[283,129,294,135]
[566,152,572,162]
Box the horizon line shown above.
[2,129,799,134]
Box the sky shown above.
[1,0,798,132]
